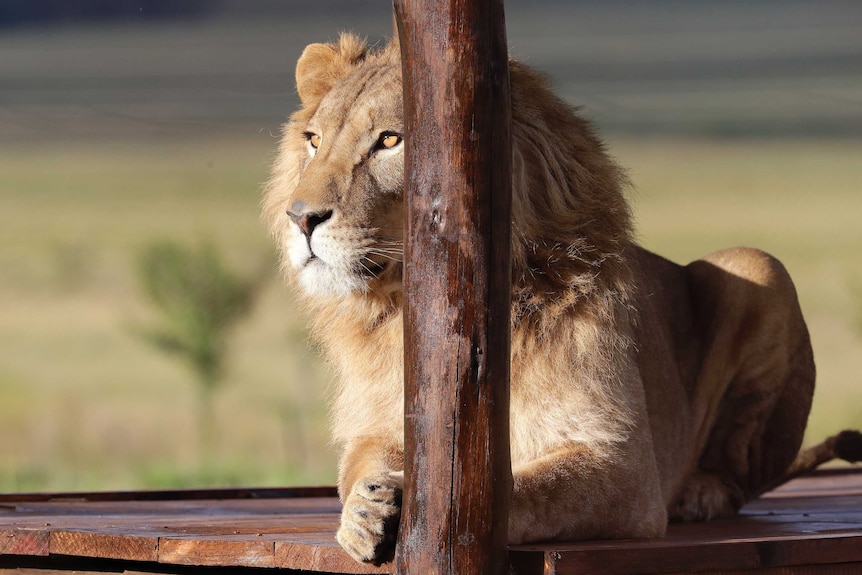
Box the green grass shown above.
[1,135,860,492]
[0,136,335,491]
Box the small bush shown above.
[134,240,264,458]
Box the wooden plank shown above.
[0,486,336,504]
[544,535,862,575]
[516,529,862,575]
[0,528,49,557]
[0,554,345,575]
[157,537,275,568]
[2,497,343,527]
[761,470,862,499]
[49,530,157,562]
[276,540,395,574]
[692,564,862,575]
[393,0,513,574]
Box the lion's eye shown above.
[381,134,401,148]
[305,132,322,150]
[376,132,402,151]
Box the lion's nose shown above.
[287,205,333,238]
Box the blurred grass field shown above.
[0,136,333,491]
[1,134,859,492]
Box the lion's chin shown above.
[295,260,403,300]
[296,261,370,298]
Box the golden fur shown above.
[263,34,845,564]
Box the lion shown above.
[263,33,861,564]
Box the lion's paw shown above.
[337,474,403,564]
[668,472,742,522]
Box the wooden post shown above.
[393,1,513,575]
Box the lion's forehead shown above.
[313,63,403,137]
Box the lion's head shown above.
[263,35,404,300]
[264,34,633,322]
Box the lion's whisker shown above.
[358,258,381,279]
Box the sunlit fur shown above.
[264,34,820,564]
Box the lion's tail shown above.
[782,429,862,482]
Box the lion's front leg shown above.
[336,437,404,564]
[509,441,667,543]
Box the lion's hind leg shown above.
[672,430,862,522]
[683,248,816,517]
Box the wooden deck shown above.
[1,469,861,575]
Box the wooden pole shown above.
[393,1,513,574]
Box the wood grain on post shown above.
[393,1,513,575]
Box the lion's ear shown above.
[296,34,367,107]
[296,43,340,106]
